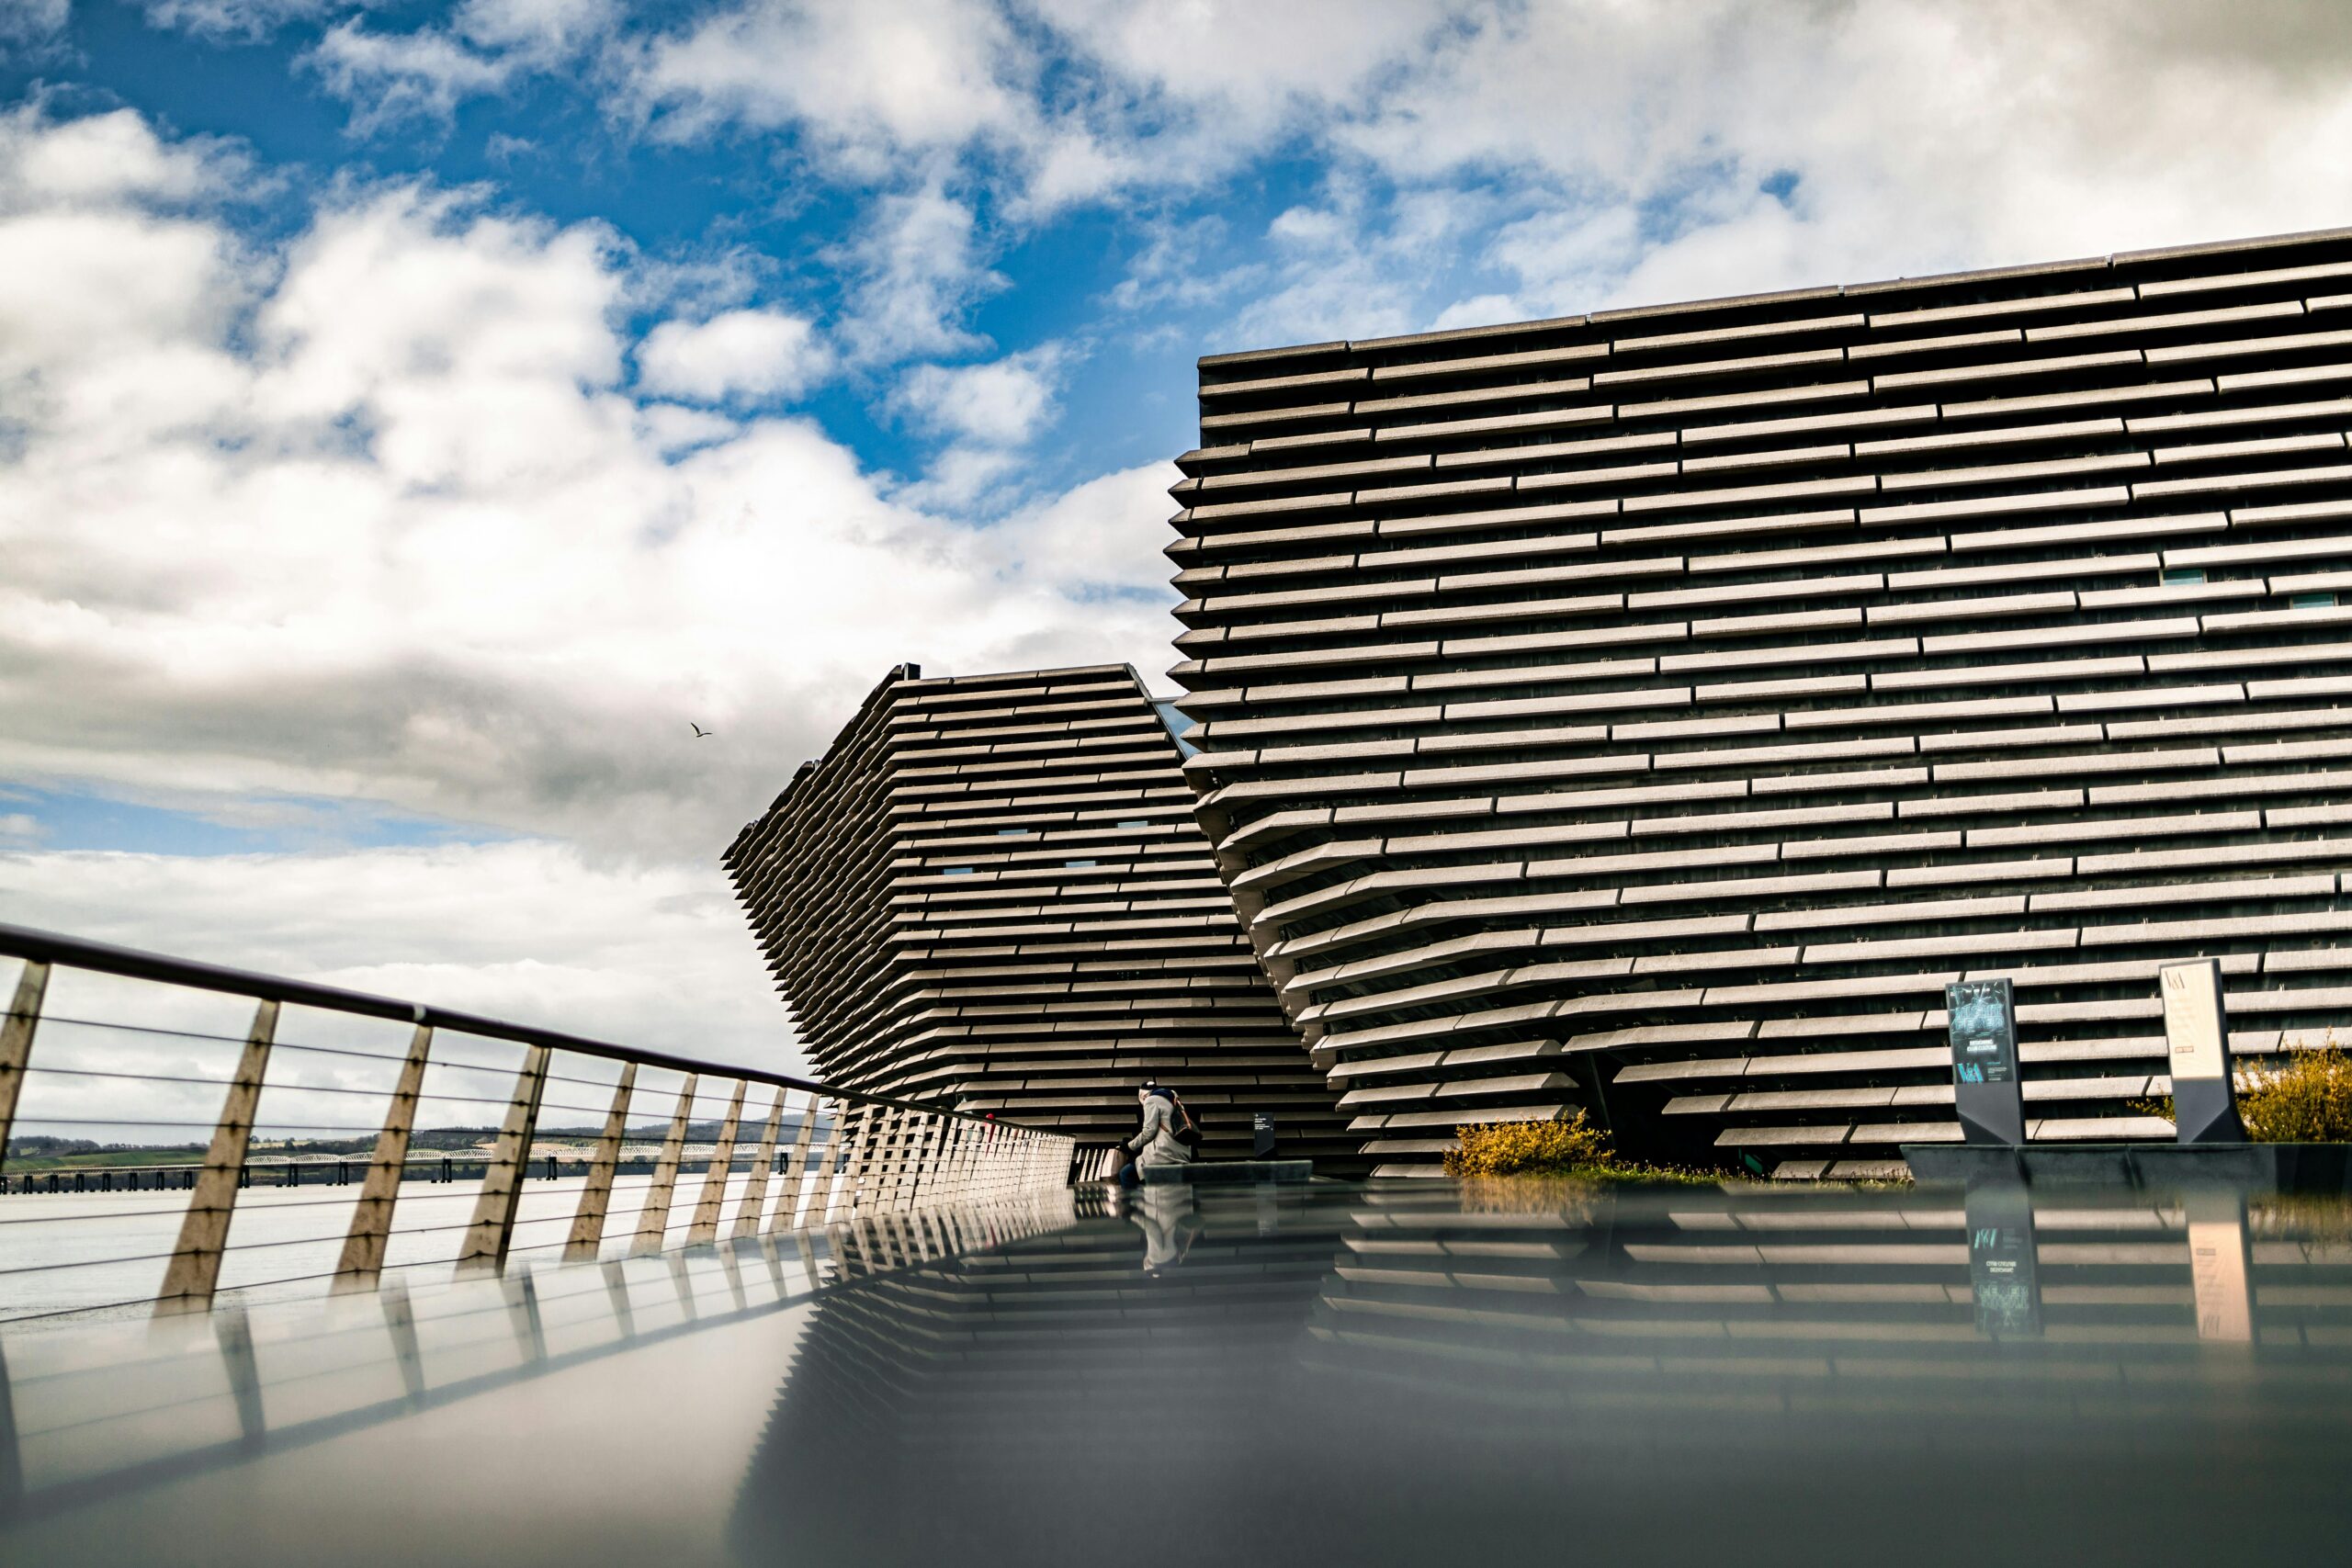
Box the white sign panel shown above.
[2159,959,2228,1083]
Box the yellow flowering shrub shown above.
[1443,1111,1613,1177]
[2238,1047,2352,1143]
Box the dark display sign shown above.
[1946,978,2024,1145]
[1948,980,2018,1085]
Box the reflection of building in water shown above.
[1306,1181,2346,1415]
[729,1189,1351,1566]
[733,1182,2352,1565]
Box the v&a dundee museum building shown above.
[731,226,2352,1180]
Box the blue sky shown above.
[6,0,2352,1066]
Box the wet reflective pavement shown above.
[7,1178,2352,1566]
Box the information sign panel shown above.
[1946,978,2024,1145]
[2158,959,2245,1145]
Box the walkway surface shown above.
[6,1178,2351,1565]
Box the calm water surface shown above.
[4,1178,2348,1566]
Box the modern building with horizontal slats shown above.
[1166,225,2352,1178]
[723,663,1352,1168]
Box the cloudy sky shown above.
[6,0,2352,1077]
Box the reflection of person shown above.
[1116,1082,1193,1190]
[1125,1186,1197,1275]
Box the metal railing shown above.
[0,922,1076,1323]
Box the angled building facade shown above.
[725,663,1352,1167]
[1167,226,2352,1176]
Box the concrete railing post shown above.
[563,1065,636,1261]
[913,1115,949,1210]
[731,1089,787,1239]
[770,1093,821,1233]
[631,1073,697,1253]
[827,1102,876,1222]
[456,1043,550,1274]
[156,999,277,1317]
[0,961,49,1172]
[332,1021,433,1292]
[771,1100,828,1232]
[688,1079,747,1244]
[862,1106,898,1212]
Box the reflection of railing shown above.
[0,1190,1078,1527]
[0,923,1076,1323]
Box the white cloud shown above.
[0,0,69,51]
[896,344,1063,446]
[0,107,1175,872]
[141,0,332,41]
[890,343,1072,511]
[892,443,1021,513]
[1321,0,2352,326]
[989,459,1182,607]
[306,19,519,130]
[297,0,618,129]
[631,0,1042,177]
[834,182,1002,364]
[458,0,615,56]
[627,0,2352,344]
[0,104,238,209]
[636,307,830,404]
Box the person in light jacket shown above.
[1117,1082,1192,1189]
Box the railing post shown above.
[825,1102,874,1222]
[332,1021,433,1292]
[0,961,49,1169]
[769,1093,822,1233]
[456,1044,550,1274]
[854,1106,901,1213]
[156,999,277,1317]
[874,1107,912,1211]
[731,1089,786,1240]
[903,1114,943,1211]
[922,1115,955,1209]
[893,1114,927,1211]
[851,1104,883,1209]
[927,1120,954,1206]
[955,1122,983,1202]
[688,1079,747,1245]
[632,1073,697,1253]
[564,1064,636,1261]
